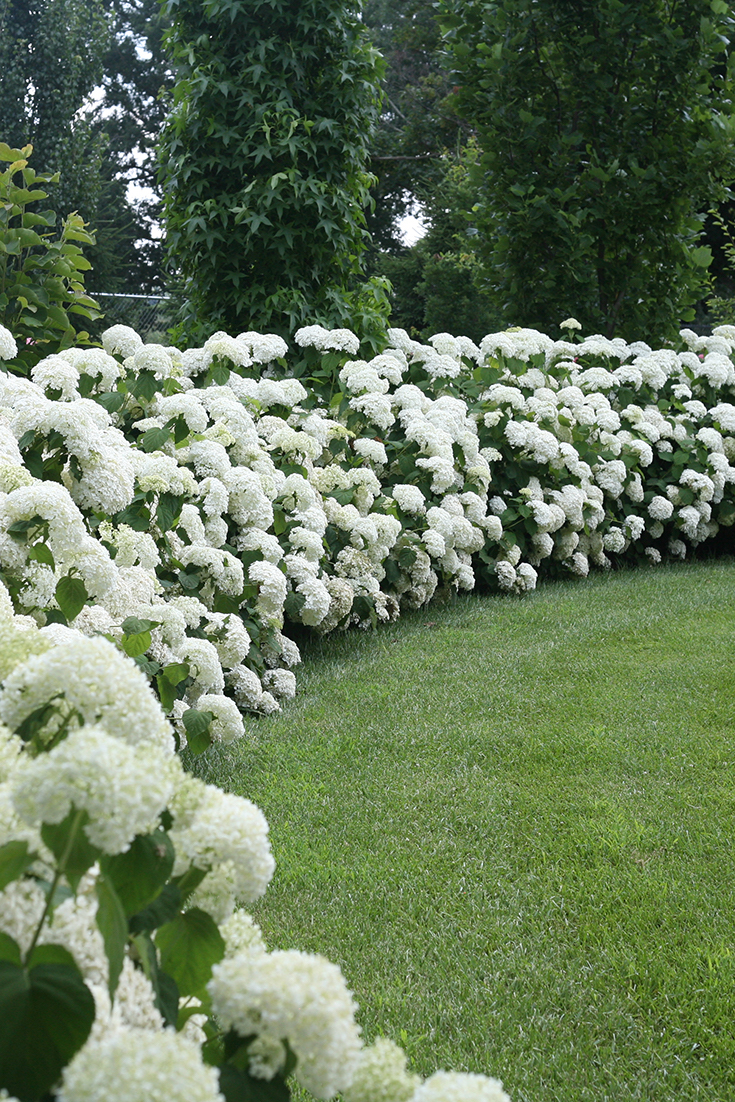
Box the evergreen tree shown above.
[158,0,388,343]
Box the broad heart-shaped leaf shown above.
[120,629,152,658]
[0,840,38,892]
[128,882,181,935]
[0,957,95,1101]
[156,907,225,997]
[41,808,101,892]
[55,575,89,622]
[219,1063,291,1102]
[95,875,128,998]
[182,709,214,755]
[140,426,171,453]
[100,829,174,918]
[157,491,184,533]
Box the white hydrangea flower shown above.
[648,495,674,521]
[354,438,389,466]
[59,1025,223,1102]
[209,948,362,1100]
[294,325,360,354]
[250,560,288,620]
[0,635,174,753]
[0,324,18,360]
[220,910,266,957]
[411,1070,510,1102]
[195,694,245,743]
[12,725,177,853]
[261,668,297,700]
[169,778,275,904]
[343,1038,420,1102]
[101,324,143,359]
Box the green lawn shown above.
[196,559,735,1102]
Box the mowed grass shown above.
[196,559,735,1102]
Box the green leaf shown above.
[0,933,21,966]
[129,882,182,935]
[95,875,128,998]
[94,391,125,413]
[157,491,184,532]
[0,958,95,1100]
[140,426,171,453]
[101,830,175,918]
[171,865,209,905]
[161,661,189,686]
[0,841,38,892]
[27,542,55,569]
[182,709,214,755]
[55,575,89,621]
[131,370,158,403]
[130,932,179,1027]
[219,1063,291,1102]
[41,808,101,892]
[121,630,152,658]
[156,907,225,997]
[120,616,160,636]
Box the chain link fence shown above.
[94,293,174,344]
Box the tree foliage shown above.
[0,0,108,225]
[440,0,735,343]
[158,0,389,344]
[361,0,466,255]
[0,142,100,374]
[377,142,499,341]
[85,0,173,294]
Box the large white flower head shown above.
[60,347,122,390]
[343,1038,420,1102]
[31,354,80,400]
[12,725,178,854]
[295,325,360,354]
[209,948,362,1099]
[0,324,18,360]
[169,778,275,905]
[59,1025,223,1102]
[0,634,175,753]
[195,693,245,743]
[411,1071,510,1102]
[236,331,289,363]
[101,324,143,359]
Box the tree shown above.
[85,0,173,294]
[440,0,735,343]
[158,0,389,343]
[361,0,465,255]
[0,0,108,225]
[378,141,500,341]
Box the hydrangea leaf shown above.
[95,875,128,998]
[156,907,225,997]
[100,829,175,918]
[0,840,38,892]
[40,808,101,892]
[55,575,89,622]
[0,957,95,1100]
[182,709,214,755]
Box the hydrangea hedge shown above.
[1,312,735,1102]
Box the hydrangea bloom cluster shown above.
[2,319,735,748]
